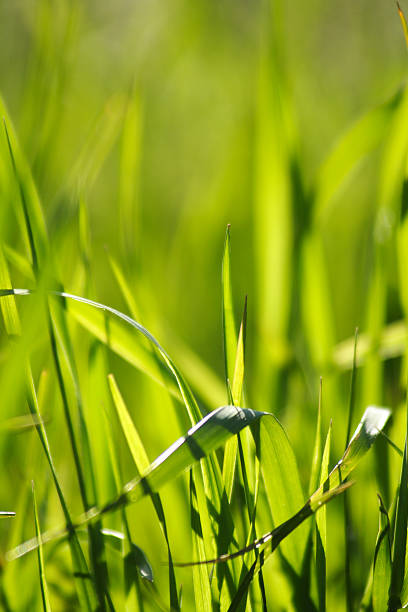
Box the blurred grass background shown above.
[1,0,408,610]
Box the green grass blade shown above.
[190,467,213,611]
[372,494,392,612]
[315,421,332,612]
[108,373,180,610]
[108,374,149,473]
[256,413,308,572]
[108,252,226,407]
[222,297,247,501]
[1,104,48,272]
[32,481,52,612]
[119,88,142,259]
[222,224,238,388]
[388,403,408,612]
[344,329,359,612]
[313,88,403,224]
[309,378,323,496]
[8,405,267,558]
[190,405,390,609]
[0,245,21,336]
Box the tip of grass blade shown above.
[398,2,408,49]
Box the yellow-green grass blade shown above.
[0,245,21,336]
[47,298,109,610]
[254,16,294,403]
[313,88,403,224]
[372,495,392,612]
[8,405,267,559]
[190,406,390,610]
[222,297,247,502]
[102,408,144,611]
[0,102,48,272]
[108,374,149,473]
[69,94,125,196]
[32,481,52,612]
[309,378,323,496]
[190,467,213,611]
[119,87,142,259]
[333,320,407,370]
[388,403,408,612]
[315,421,332,612]
[256,414,308,573]
[26,366,97,612]
[344,329,359,612]
[1,287,239,601]
[108,374,180,610]
[48,289,201,424]
[0,254,96,609]
[2,243,35,282]
[222,224,238,389]
[108,252,226,407]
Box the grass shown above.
[1,0,408,610]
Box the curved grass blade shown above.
[398,2,408,49]
[32,481,51,612]
[372,495,391,612]
[177,406,390,610]
[108,252,226,407]
[0,262,96,608]
[7,404,267,559]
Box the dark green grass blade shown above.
[0,254,96,609]
[372,495,392,612]
[388,402,408,612]
[26,367,97,611]
[1,110,48,272]
[32,481,52,612]
[47,298,109,610]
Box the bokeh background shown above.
[1,0,408,610]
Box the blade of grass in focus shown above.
[388,400,408,612]
[108,374,179,610]
[217,406,391,610]
[372,494,392,612]
[315,421,332,612]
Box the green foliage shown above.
[1,1,408,610]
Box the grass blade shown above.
[108,374,179,610]
[186,406,390,610]
[372,494,392,612]
[388,401,408,612]
[315,421,332,612]
[32,481,52,612]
